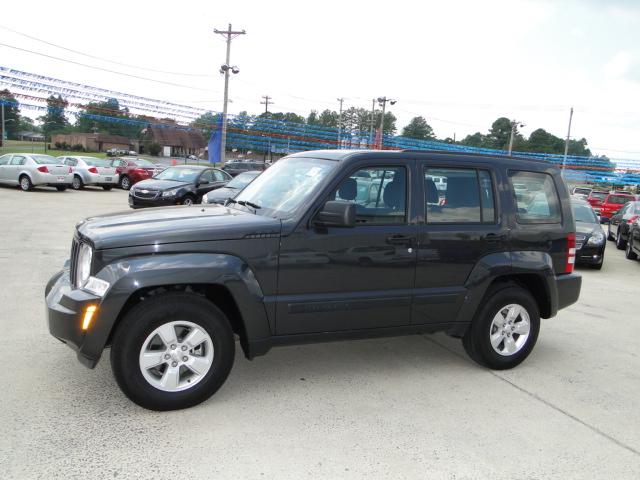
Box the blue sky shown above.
[1,0,639,162]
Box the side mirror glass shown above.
[314,201,356,228]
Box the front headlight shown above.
[76,243,93,287]
[162,189,177,197]
[587,231,605,245]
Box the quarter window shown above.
[333,166,407,225]
[510,171,561,223]
[424,168,495,223]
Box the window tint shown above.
[334,166,406,225]
[510,171,561,223]
[425,168,494,223]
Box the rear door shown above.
[8,155,26,184]
[413,162,507,324]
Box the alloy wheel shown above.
[138,321,214,392]
[489,304,531,356]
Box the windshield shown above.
[154,167,202,182]
[81,157,110,167]
[234,157,338,217]
[227,171,260,189]
[572,204,598,223]
[574,188,590,195]
[31,154,60,164]
[590,191,607,200]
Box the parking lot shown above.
[1,185,639,479]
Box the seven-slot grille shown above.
[69,237,80,287]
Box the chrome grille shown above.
[575,234,587,241]
[69,237,80,287]
[133,189,159,199]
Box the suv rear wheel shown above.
[110,292,235,410]
[462,283,540,370]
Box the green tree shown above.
[527,128,564,154]
[74,98,139,138]
[190,112,222,140]
[318,109,339,127]
[307,110,319,125]
[401,116,435,140]
[487,117,514,149]
[0,89,21,141]
[460,132,487,148]
[39,95,69,139]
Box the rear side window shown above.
[510,171,561,224]
[424,168,495,224]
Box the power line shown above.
[0,24,215,78]
[260,95,273,113]
[0,43,212,91]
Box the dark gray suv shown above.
[46,150,581,410]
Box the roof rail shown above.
[399,149,549,163]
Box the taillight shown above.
[88,167,99,174]
[566,232,576,273]
[37,166,49,173]
[132,168,147,175]
[627,215,639,224]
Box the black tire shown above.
[182,195,195,206]
[19,175,33,191]
[119,176,131,190]
[110,292,235,411]
[102,185,113,191]
[626,236,638,260]
[462,283,540,370]
[616,228,626,249]
[56,185,67,192]
[607,225,614,241]
[72,175,84,190]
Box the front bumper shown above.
[128,195,178,208]
[576,243,605,265]
[45,269,102,368]
[556,273,582,311]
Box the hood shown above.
[132,179,189,191]
[575,222,602,236]
[205,186,238,203]
[77,204,281,250]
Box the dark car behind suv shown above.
[45,150,581,410]
[221,160,269,177]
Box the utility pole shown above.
[336,97,344,149]
[376,97,396,149]
[214,23,246,163]
[507,119,524,155]
[368,98,376,147]
[1,102,4,148]
[562,107,574,172]
[260,95,273,114]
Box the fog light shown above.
[84,276,110,297]
[82,305,97,331]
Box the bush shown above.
[54,142,62,149]
[148,143,161,156]
[71,144,84,152]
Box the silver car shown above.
[59,156,120,190]
[0,153,72,191]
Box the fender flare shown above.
[80,252,271,362]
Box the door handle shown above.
[386,235,415,246]
[486,233,507,243]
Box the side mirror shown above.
[314,201,356,228]
[198,180,210,186]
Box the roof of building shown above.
[146,126,205,149]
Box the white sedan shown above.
[0,153,72,191]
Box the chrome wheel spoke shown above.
[140,351,166,370]
[183,327,207,349]
[493,311,507,328]
[186,356,211,375]
[490,331,504,349]
[503,336,518,354]
[157,324,178,348]
[160,366,181,390]
[513,319,530,335]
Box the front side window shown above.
[425,168,495,223]
[213,170,228,182]
[199,170,214,183]
[510,171,561,224]
[332,166,406,225]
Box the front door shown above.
[276,161,418,335]
[413,163,508,324]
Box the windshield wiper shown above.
[238,200,261,210]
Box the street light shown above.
[507,120,525,155]
[376,97,397,149]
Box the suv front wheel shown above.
[462,283,540,370]
[110,292,235,410]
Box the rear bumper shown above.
[83,172,120,185]
[556,273,582,311]
[45,269,102,368]
[33,172,72,186]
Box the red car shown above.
[109,157,163,190]
[586,190,608,212]
[599,192,635,223]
